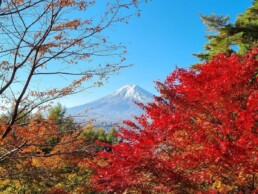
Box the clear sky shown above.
[60,0,253,108]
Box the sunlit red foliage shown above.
[93,49,258,193]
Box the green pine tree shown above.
[195,0,258,61]
[106,128,118,144]
[48,103,76,133]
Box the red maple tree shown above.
[93,49,258,193]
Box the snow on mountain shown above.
[66,85,153,126]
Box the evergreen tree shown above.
[106,128,118,144]
[48,103,76,133]
[96,128,106,142]
[195,0,258,61]
[48,103,66,125]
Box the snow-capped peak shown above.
[112,84,153,102]
[66,84,153,126]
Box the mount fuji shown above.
[66,85,154,127]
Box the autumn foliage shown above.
[0,105,118,193]
[93,49,258,193]
[0,0,147,138]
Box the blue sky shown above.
[61,0,253,107]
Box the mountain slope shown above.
[66,85,153,126]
